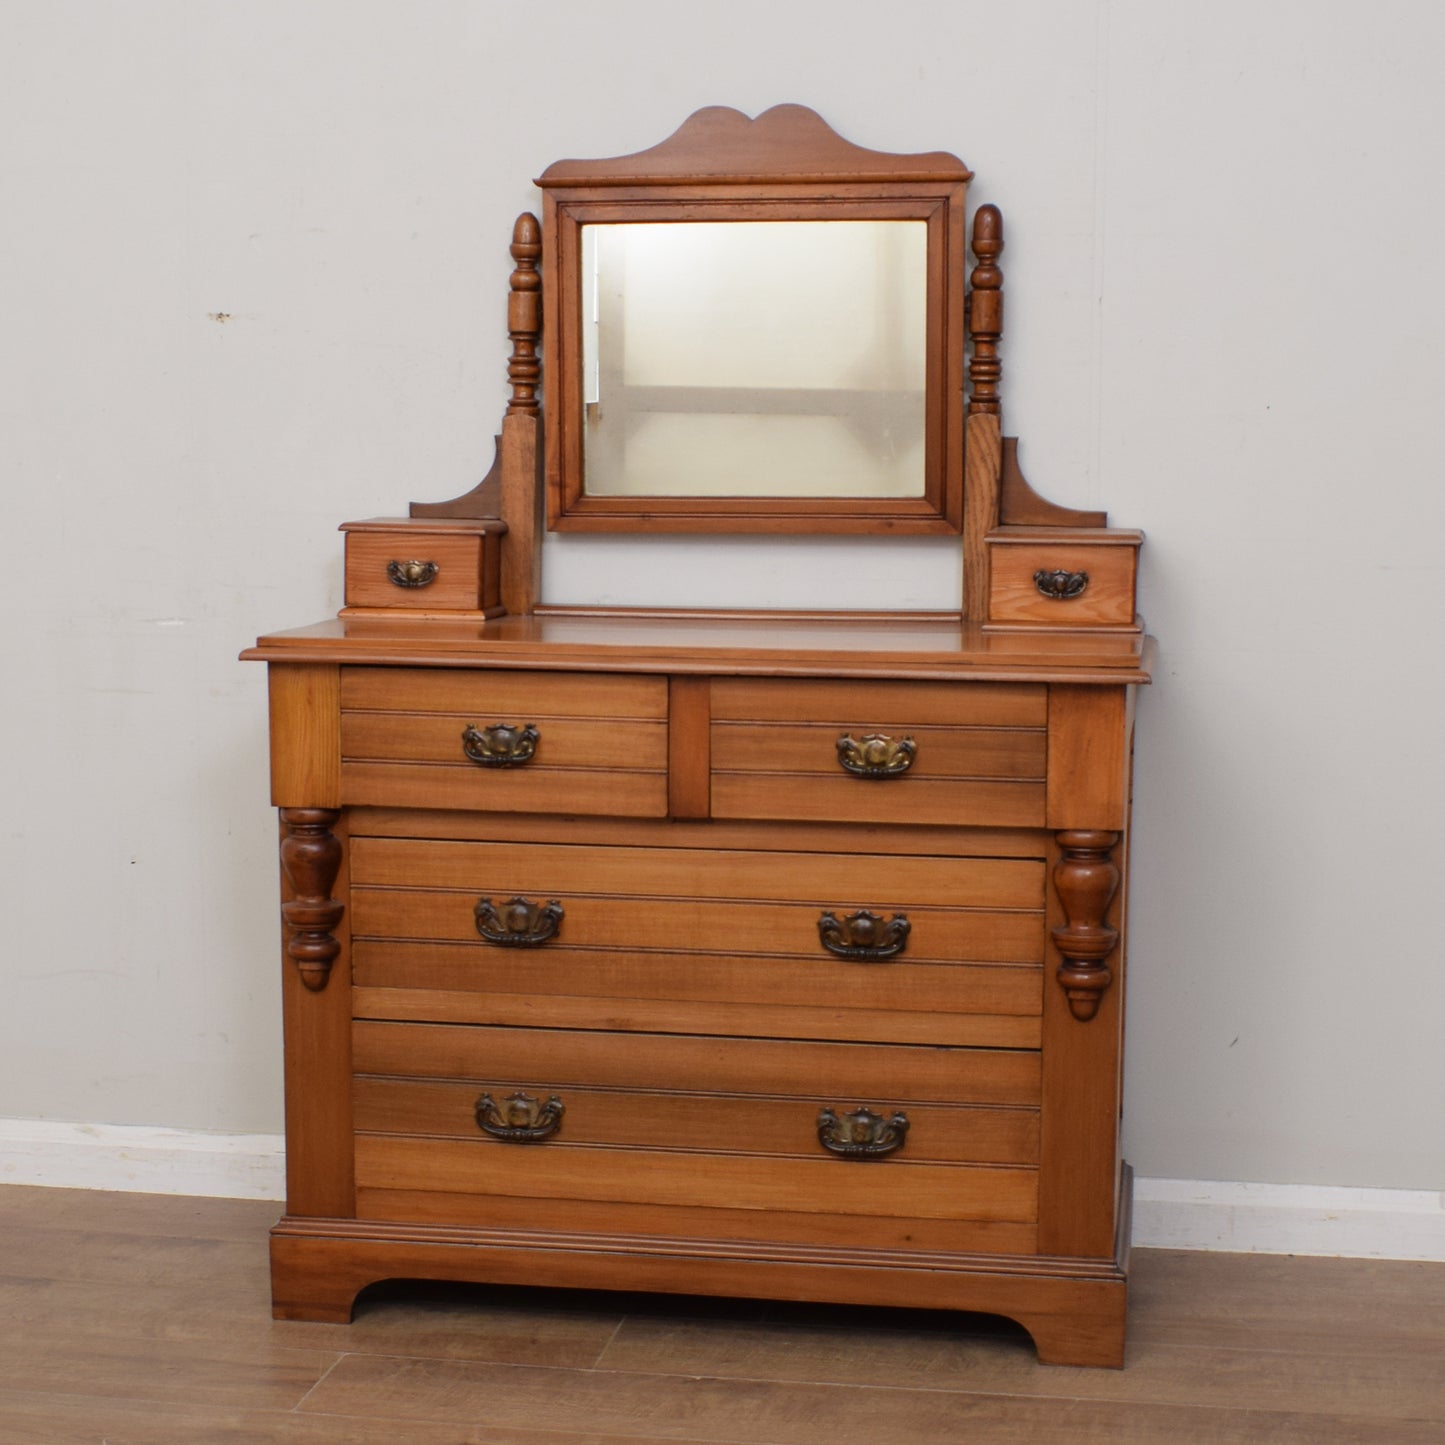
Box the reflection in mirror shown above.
[580,220,927,499]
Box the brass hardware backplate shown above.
[476,1090,565,1142]
[462,722,540,767]
[818,908,911,961]
[817,1105,910,1158]
[837,733,916,778]
[387,559,440,588]
[474,896,564,946]
[1033,568,1089,600]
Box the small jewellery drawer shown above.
[342,520,505,613]
[352,1022,1040,1253]
[349,838,1047,1048]
[710,678,1046,828]
[339,668,668,817]
[985,527,1142,628]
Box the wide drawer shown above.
[339,667,668,817]
[349,837,1046,1047]
[353,1022,1039,1253]
[710,678,1047,828]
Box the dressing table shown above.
[245,106,1151,1367]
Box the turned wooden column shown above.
[1051,829,1120,1021]
[279,807,344,992]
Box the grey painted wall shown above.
[3,0,1442,1191]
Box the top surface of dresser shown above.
[244,612,1153,683]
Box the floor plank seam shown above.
[590,1311,630,1370]
[287,1349,349,1413]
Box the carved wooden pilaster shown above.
[506,212,542,416]
[1051,829,1120,1021]
[279,808,344,993]
[966,204,1003,416]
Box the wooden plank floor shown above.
[0,1186,1441,1443]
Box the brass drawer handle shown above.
[818,909,910,961]
[476,1090,565,1142]
[836,733,916,778]
[462,722,539,767]
[387,559,439,588]
[817,1106,909,1159]
[1033,568,1089,600]
[474,896,563,946]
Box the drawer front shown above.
[345,531,487,610]
[349,837,1046,1047]
[710,679,1046,828]
[339,668,668,817]
[988,541,1138,626]
[354,1075,1039,1166]
[353,1021,1039,1252]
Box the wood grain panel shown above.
[351,987,1042,1048]
[354,1136,1037,1223]
[350,838,1044,910]
[498,410,542,617]
[667,675,711,818]
[352,890,1045,964]
[280,811,354,1218]
[340,762,667,818]
[711,677,1046,727]
[341,667,667,718]
[711,722,1045,778]
[351,1023,1041,1105]
[352,940,1043,1017]
[353,1076,1039,1165]
[351,1187,1038,1256]
[711,773,1045,828]
[341,713,666,770]
[267,665,340,808]
[963,410,1002,620]
[1038,830,1127,1259]
[1046,685,1130,831]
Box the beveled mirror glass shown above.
[580,220,927,500]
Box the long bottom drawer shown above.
[352,1020,1040,1256]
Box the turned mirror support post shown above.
[407,211,544,625]
[499,213,545,615]
[962,204,1005,620]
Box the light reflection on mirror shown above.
[580,220,927,499]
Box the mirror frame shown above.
[537,106,972,535]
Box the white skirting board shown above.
[0,1120,285,1202]
[1130,1176,1445,1261]
[2,1119,1442,1261]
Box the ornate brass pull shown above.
[1033,568,1089,600]
[387,559,439,588]
[476,1091,565,1142]
[817,1106,909,1159]
[462,722,539,767]
[474,896,563,947]
[836,733,916,778]
[818,909,910,961]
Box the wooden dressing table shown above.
[246,106,1151,1367]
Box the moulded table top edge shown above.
[241,617,1154,685]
